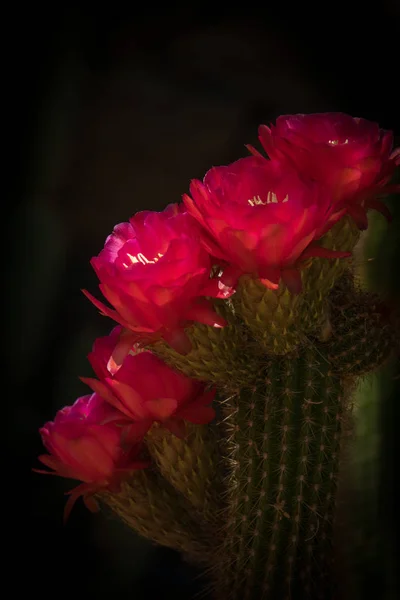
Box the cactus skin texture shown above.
[101,262,395,599]
[232,217,360,355]
[99,468,213,565]
[322,276,394,376]
[212,350,351,600]
[151,300,263,387]
[145,422,224,526]
[152,318,253,386]
[150,300,265,389]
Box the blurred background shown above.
[8,4,399,599]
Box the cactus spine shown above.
[102,221,394,599]
[152,300,262,386]
[232,217,360,355]
[145,422,224,525]
[213,350,349,600]
[100,468,213,565]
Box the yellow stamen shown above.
[123,252,163,268]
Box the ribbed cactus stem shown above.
[323,277,394,375]
[299,217,361,340]
[145,422,223,526]
[213,348,349,599]
[304,216,360,295]
[231,217,360,355]
[100,468,213,565]
[232,278,303,355]
[152,300,261,386]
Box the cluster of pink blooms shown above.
[36,113,399,520]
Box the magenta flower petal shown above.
[80,345,217,440]
[184,155,345,290]
[35,393,148,519]
[185,300,227,328]
[162,328,192,354]
[258,113,398,220]
[144,397,179,420]
[85,204,228,351]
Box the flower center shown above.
[128,344,147,356]
[328,139,349,146]
[248,192,289,206]
[123,252,163,268]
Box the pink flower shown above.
[88,325,144,377]
[183,156,349,293]
[256,113,400,228]
[83,204,233,354]
[35,393,149,521]
[81,342,216,440]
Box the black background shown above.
[8,4,399,599]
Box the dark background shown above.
[8,4,399,599]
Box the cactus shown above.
[99,262,394,599]
[100,468,214,566]
[151,300,263,387]
[232,217,360,355]
[212,350,352,600]
[37,114,399,599]
[145,422,224,525]
[78,206,396,600]
[322,276,394,376]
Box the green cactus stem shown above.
[321,279,394,376]
[296,218,359,338]
[98,269,395,599]
[211,348,351,600]
[232,217,360,355]
[232,277,304,355]
[303,215,361,295]
[152,300,263,386]
[100,468,213,565]
[145,422,224,526]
